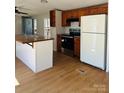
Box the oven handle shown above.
[61,39,64,42]
[61,36,73,38]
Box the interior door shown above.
[22,17,34,35]
[80,33,105,70]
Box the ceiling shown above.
[15,0,108,16]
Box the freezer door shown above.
[80,33,105,70]
[81,14,106,34]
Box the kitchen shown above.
[15,0,108,93]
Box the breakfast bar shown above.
[16,34,53,73]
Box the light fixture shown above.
[41,0,48,3]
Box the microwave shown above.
[70,22,79,27]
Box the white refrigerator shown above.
[80,14,107,70]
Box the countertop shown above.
[16,34,54,43]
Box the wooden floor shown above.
[16,52,109,93]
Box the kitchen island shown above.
[16,34,53,73]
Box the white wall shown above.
[55,10,63,34]
[50,27,57,51]
[34,12,57,51]
[34,10,63,51]
[34,12,49,35]
[15,15,22,34]
[50,10,63,51]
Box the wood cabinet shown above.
[62,10,79,26]
[62,3,108,26]
[86,4,108,15]
[69,10,79,18]
[78,9,85,17]
[74,37,80,57]
[52,4,108,26]
[57,34,61,52]
[50,10,56,27]
[62,11,68,26]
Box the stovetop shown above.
[62,28,80,37]
[62,32,80,37]
[61,34,70,36]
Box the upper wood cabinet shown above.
[50,10,56,27]
[50,4,108,26]
[62,11,68,26]
[69,10,79,18]
[62,3,108,26]
[78,9,85,17]
[86,4,108,15]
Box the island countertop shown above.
[16,34,53,43]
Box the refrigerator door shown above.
[80,33,105,70]
[81,14,106,34]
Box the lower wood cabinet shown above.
[74,36,80,57]
[57,35,80,57]
[57,34,61,52]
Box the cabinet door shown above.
[62,3,108,26]
[83,8,90,15]
[86,4,108,15]
[65,11,71,26]
[74,37,80,57]
[62,10,79,26]
[69,10,78,18]
[62,11,67,26]
[97,6,108,14]
[50,10,55,27]
[89,7,99,15]
[78,9,84,17]
[57,34,61,52]
[78,9,85,26]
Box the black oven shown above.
[61,28,80,55]
[61,35,74,50]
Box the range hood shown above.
[66,18,79,22]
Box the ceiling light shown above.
[41,0,48,3]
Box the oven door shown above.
[61,36,74,50]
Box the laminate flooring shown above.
[16,52,109,93]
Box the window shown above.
[44,18,50,29]
[44,18,50,38]
[34,19,37,30]
[34,19,37,34]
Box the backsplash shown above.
[62,27,80,34]
[62,27,70,34]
